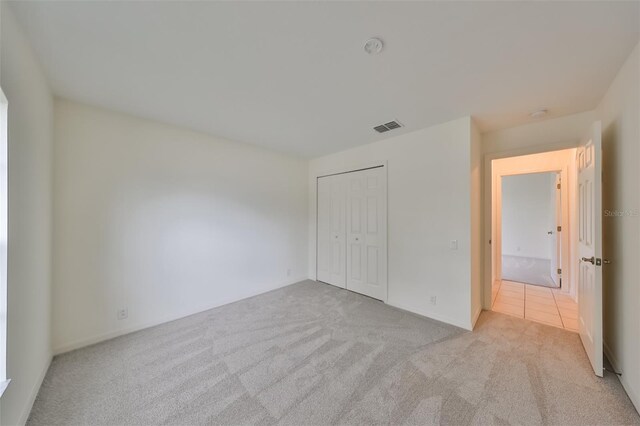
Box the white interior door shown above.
[577,121,603,377]
[316,174,346,288]
[550,174,561,286]
[345,167,387,301]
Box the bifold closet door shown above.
[345,167,387,301]
[316,174,346,288]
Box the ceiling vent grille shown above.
[374,120,403,133]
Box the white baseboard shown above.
[17,354,52,426]
[618,372,640,415]
[603,340,640,414]
[471,306,483,329]
[603,340,620,372]
[387,300,472,331]
[53,277,308,355]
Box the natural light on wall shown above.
[0,88,8,395]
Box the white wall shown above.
[501,172,555,259]
[597,42,640,412]
[0,6,53,426]
[309,117,476,330]
[52,100,308,354]
[483,110,595,155]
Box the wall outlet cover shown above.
[117,308,128,320]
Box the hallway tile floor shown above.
[492,280,579,331]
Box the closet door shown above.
[346,167,387,301]
[316,174,346,288]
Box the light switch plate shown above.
[450,240,458,250]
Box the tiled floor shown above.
[491,280,579,331]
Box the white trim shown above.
[16,356,51,425]
[54,277,307,355]
[0,378,10,398]
[471,307,483,329]
[619,375,640,415]
[0,87,7,385]
[603,340,620,373]
[312,160,388,182]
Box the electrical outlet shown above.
[430,296,437,306]
[117,308,128,320]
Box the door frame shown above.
[483,145,579,309]
[491,155,571,294]
[314,161,388,302]
[550,173,562,286]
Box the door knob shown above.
[581,256,595,264]
[547,231,553,235]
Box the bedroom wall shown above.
[0,6,54,426]
[597,41,640,412]
[52,99,308,354]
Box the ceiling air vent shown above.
[373,120,403,133]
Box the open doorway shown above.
[501,171,561,288]
[485,122,605,377]
[490,149,579,331]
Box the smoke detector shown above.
[530,108,548,119]
[364,38,383,55]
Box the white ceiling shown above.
[9,1,639,158]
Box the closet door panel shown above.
[317,174,346,288]
[316,180,331,281]
[346,167,387,301]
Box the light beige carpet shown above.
[28,280,639,425]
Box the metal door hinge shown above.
[557,268,562,275]
[557,183,561,189]
[557,226,562,232]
